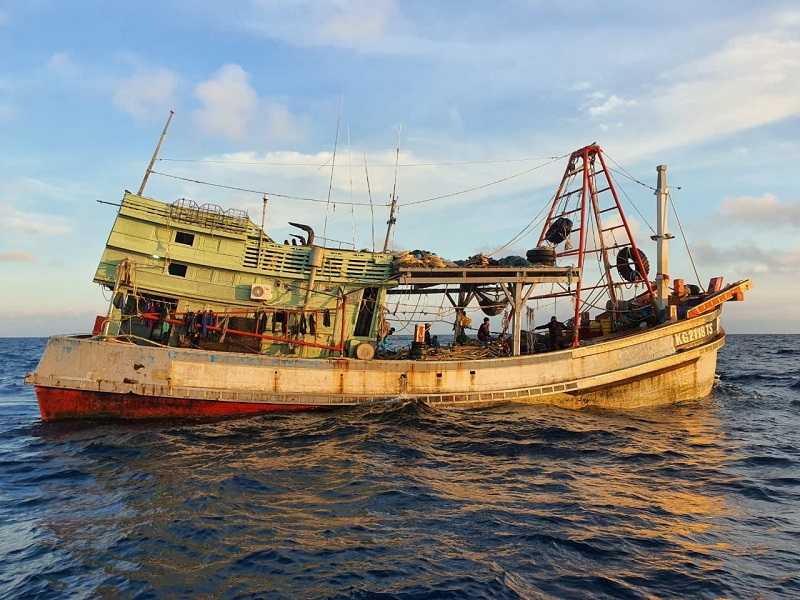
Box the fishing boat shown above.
[26,116,751,420]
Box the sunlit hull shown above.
[27,310,723,421]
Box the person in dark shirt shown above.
[477,317,491,345]
[424,323,432,346]
[535,316,566,351]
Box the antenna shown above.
[138,110,174,196]
[382,128,401,252]
[322,101,342,244]
[257,194,268,266]
[347,126,356,249]
[364,153,376,252]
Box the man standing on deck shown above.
[424,323,432,346]
[535,316,565,351]
[478,317,491,346]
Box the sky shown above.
[1,0,799,336]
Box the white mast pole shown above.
[652,165,673,310]
[137,110,174,196]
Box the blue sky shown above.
[1,1,799,335]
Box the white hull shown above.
[27,310,723,420]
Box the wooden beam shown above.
[686,279,752,318]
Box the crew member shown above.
[477,317,491,345]
[378,327,396,352]
[535,316,566,351]
[424,323,432,346]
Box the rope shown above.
[150,170,379,206]
[486,190,555,256]
[150,157,565,210]
[398,155,567,207]
[612,177,656,235]
[668,190,705,291]
[156,154,567,168]
[322,113,341,241]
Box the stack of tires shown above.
[526,246,556,266]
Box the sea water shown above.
[1,335,798,598]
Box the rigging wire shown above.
[398,155,567,207]
[322,110,341,242]
[605,151,702,291]
[603,152,658,191]
[347,126,356,249]
[668,190,705,291]
[486,190,554,256]
[364,153,376,251]
[149,156,564,211]
[156,155,566,168]
[612,176,656,235]
[149,170,382,206]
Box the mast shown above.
[257,194,268,268]
[137,110,174,196]
[364,153,376,252]
[651,165,673,310]
[382,134,401,252]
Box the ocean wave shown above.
[1,335,799,598]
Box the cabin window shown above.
[354,287,379,337]
[175,231,195,246]
[168,262,188,277]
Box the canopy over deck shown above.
[390,265,580,356]
[395,265,579,286]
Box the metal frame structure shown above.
[537,144,655,348]
[392,265,580,356]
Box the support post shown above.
[512,283,523,356]
[137,110,174,196]
[651,165,673,310]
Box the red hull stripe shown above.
[35,387,321,421]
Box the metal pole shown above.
[571,148,590,348]
[257,194,268,269]
[651,165,673,310]
[587,158,618,327]
[382,134,401,252]
[382,193,398,252]
[137,110,174,196]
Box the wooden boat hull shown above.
[34,387,324,421]
[27,310,723,421]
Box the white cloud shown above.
[320,0,395,45]
[112,66,178,120]
[0,203,71,235]
[0,251,35,263]
[601,17,800,162]
[193,64,257,140]
[245,0,397,50]
[192,64,306,143]
[587,94,637,116]
[719,193,800,227]
[46,51,78,77]
[695,241,800,274]
[0,104,14,121]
